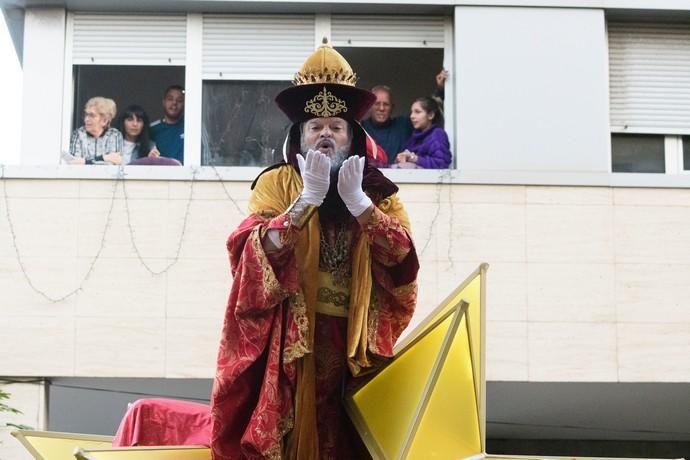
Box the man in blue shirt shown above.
[150,85,185,164]
[362,70,448,166]
[361,85,412,166]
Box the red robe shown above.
[210,165,418,459]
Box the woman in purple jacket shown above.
[394,96,452,169]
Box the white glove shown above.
[296,150,331,206]
[337,156,373,217]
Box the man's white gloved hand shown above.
[337,156,373,217]
[296,149,331,206]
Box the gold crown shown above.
[293,38,358,86]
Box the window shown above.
[336,47,444,120]
[608,19,690,174]
[73,65,185,133]
[683,136,690,171]
[65,13,187,165]
[611,134,665,173]
[199,14,450,167]
[200,14,313,167]
[202,81,290,166]
[64,13,452,169]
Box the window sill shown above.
[1,165,690,188]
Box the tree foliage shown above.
[1,388,31,431]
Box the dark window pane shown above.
[611,134,665,173]
[683,136,690,171]
[73,65,186,131]
[336,47,444,119]
[202,81,291,166]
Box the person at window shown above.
[116,105,160,164]
[393,96,452,169]
[150,85,185,164]
[362,68,448,166]
[210,40,418,460]
[361,84,411,166]
[68,97,123,165]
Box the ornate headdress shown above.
[275,39,378,165]
[275,38,376,123]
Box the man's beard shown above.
[300,137,352,225]
[300,137,349,173]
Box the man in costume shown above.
[210,41,419,460]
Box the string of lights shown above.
[208,162,245,216]
[1,165,120,303]
[0,164,447,302]
[121,168,197,275]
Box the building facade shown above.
[1,1,689,459]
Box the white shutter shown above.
[330,15,445,48]
[609,21,690,135]
[72,13,187,65]
[202,15,314,80]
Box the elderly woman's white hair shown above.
[85,97,117,123]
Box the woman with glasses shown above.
[68,97,124,165]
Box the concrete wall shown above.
[455,6,611,174]
[20,8,66,166]
[1,179,688,383]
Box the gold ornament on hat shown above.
[304,87,348,118]
[294,38,356,117]
[293,37,358,86]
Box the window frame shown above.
[607,17,690,177]
[60,11,454,174]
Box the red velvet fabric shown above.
[113,398,212,447]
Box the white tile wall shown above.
[614,206,690,264]
[528,263,615,322]
[526,186,612,206]
[527,322,618,381]
[165,317,222,378]
[486,320,528,380]
[484,262,527,322]
[75,257,166,318]
[440,203,526,263]
[618,323,690,382]
[0,382,46,460]
[166,256,231,319]
[616,263,690,323]
[5,198,81,257]
[1,316,75,375]
[0,179,688,385]
[527,204,614,263]
[75,317,165,377]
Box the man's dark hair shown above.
[164,85,185,98]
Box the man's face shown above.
[371,89,393,124]
[301,117,352,169]
[162,89,185,121]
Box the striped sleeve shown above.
[69,130,82,158]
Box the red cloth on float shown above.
[113,398,212,447]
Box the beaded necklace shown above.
[319,223,351,287]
